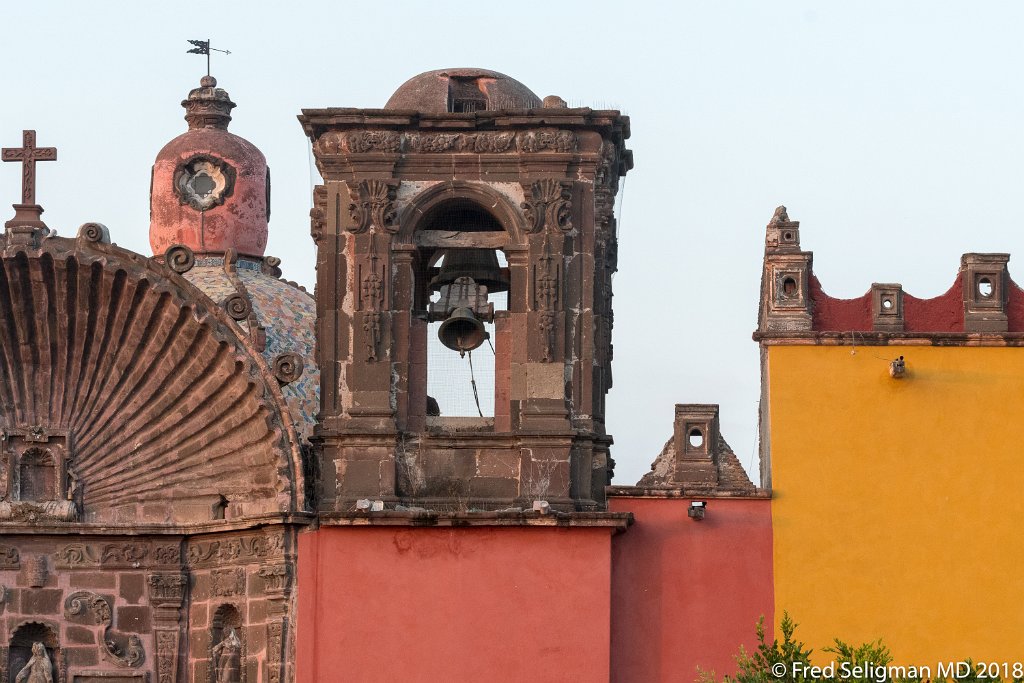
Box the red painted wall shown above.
[608,496,774,683]
[297,525,614,683]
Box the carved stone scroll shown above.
[77,222,111,244]
[272,353,304,385]
[64,591,111,624]
[223,294,252,321]
[185,533,284,569]
[64,591,145,668]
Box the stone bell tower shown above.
[299,68,631,511]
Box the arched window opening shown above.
[413,197,511,423]
[19,448,55,502]
[425,249,508,419]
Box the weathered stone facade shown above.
[0,73,311,683]
[0,68,643,682]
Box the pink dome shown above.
[149,76,269,258]
[384,68,541,112]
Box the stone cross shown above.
[2,130,57,206]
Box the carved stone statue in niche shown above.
[212,629,241,683]
[14,643,51,683]
[8,622,61,683]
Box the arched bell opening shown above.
[410,197,515,425]
[424,249,509,419]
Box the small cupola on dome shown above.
[384,68,542,112]
[149,76,269,258]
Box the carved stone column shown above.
[148,572,187,683]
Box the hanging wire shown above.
[616,176,627,237]
[467,350,484,418]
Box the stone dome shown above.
[149,76,269,258]
[384,68,541,112]
[181,255,320,443]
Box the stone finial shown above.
[542,95,567,108]
[961,253,1010,333]
[637,405,756,491]
[872,283,904,332]
[672,404,720,486]
[182,76,236,130]
[765,205,801,252]
[759,205,813,333]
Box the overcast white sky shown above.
[4,1,1024,486]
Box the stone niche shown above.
[0,427,78,523]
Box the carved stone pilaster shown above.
[266,620,285,683]
[148,572,186,683]
[532,234,561,362]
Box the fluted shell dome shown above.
[179,255,319,442]
[384,68,541,112]
[150,76,269,258]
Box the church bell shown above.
[438,307,489,353]
[429,249,509,294]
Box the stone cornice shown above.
[298,108,631,138]
[607,486,771,500]
[319,509,633,532]
[754,331,1024,346]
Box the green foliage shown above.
[699,614,1024,683]
[699,612,811,683]
[822,639,894,683]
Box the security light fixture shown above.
[688,501,707,521]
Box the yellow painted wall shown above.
[768,345,1024,664]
